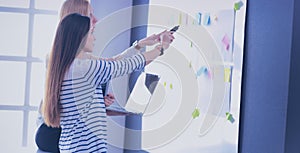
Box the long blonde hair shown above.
[60,0,90,19]
[60,0,97,26]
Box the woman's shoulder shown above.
[73,58,93,67]
[69,58,104,78]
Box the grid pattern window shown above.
[0,1,62,152]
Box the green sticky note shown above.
[164,82,166,87]
[170,83,173,89]
[226,112,235,123]
[234,1,244,11]
[192,108,200,119]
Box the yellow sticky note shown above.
[170,84,173,89]
[179,13,182,25]
[224,68,231,82]
[164,82,166,87]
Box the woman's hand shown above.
[137,34,160,48]
[160,31,175,50]
[141,30,175,65]
[137,30,170,47]
[104,93,115,107]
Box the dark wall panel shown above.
[239,0,294,153]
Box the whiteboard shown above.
[141,0,247,152]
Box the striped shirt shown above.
[59,53,145,153]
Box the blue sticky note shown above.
[196,67,207,77]
[203,13,211,26]
[197,13,202,25]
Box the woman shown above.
[43,13,173,152]
[35,0,164,152]
[58,0,164,106]
[59,0,164,107]
[35,1,97,152]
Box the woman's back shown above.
[59,55,145,152]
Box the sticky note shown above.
[203,13,211,26]
[164,82,166,87]
[179,13,182,25]
[222,34,230,51]
[207,69,212,79]
[192,108,200,119]
[224,68,231,82]
[196,67,207,77]
[170,83,173,89]
[197,13,202,25]
[234,1,244,11]
[196,66,212,78]
[226,112,235,123]
[213,15,218,21]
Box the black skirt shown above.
[35,123,61,153]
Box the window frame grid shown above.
[0,0,58,147]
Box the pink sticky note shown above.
[222,34,230,51]
[207,69,212,79]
